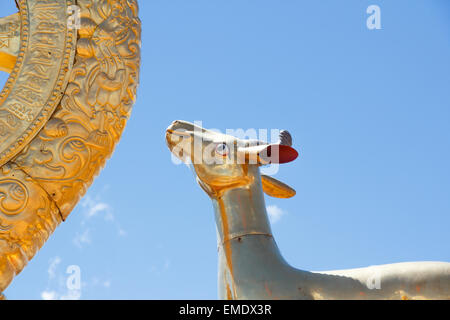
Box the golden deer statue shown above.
[166,120,450,300]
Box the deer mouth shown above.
[166,121,203,163]
[166,121,190,150]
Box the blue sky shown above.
[1,0,449,299]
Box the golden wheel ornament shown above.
[0,0,141,297]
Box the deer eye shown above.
[215,143,229,157]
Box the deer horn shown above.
[279,130,293,147]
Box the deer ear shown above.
[238,144,299,165]
[260,145,299,164]
[261,175,296,199]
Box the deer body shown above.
[166,120,450,300]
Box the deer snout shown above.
[165,121,197,162]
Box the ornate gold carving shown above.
[0,0,77,167]
[15,0,141,217]
[0,163,61,291]
[0,0,141,294]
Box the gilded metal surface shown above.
[166,120,450,300]
[261,174,295,199]
[0,163,61,292]
[14,0,141,217]
[0,0,77,166]
[0,0,141,296]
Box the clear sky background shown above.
[0,0,449,299]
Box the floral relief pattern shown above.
[0,0,141,293]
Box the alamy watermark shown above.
[366,271,382,290]
[66,265,82,299]
[367,5,382,30]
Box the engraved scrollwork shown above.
[0,0,77,166]
[14,0,141,216]
[0,0,141,294]
[0,165,61,292]
[0,179,28,216]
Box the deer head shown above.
[166,120,299,199]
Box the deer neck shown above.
[211,165,273,243]
[208,165,286,299]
